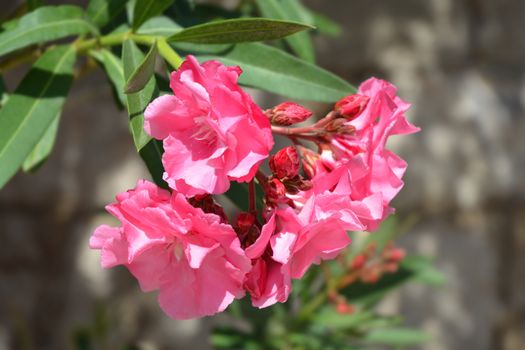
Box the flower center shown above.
[192,116,218,147]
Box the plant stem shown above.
[2,31,183,74]
[271,125,318,136]
[248,179,256,213]
[157,39,183,69]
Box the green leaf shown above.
[22,113,59,172]
[137,16,181,36]
[401,256,445,286]
[255,0,315,62]
[90,49,126,106]
[310,10,341,37]
[132,0,175,30]
[211,328,245,348]
[86,0,128,28]
[198,43,355,102]
[124,42,157,93]
[122,39,166,188]
[0,76,8,108]
[224,182,249,212]
[0,45,75,188]
[168,18,313,44]
[122,39,154,150]
[365,328,431,346]
[313,310,375,330]
[138,138,166,189]
[0,6,98,57]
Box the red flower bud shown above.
[269,147,300,179]
[267,102,313,126]
[334,94,369,120]
[267,178,287,200]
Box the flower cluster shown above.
[90,56,419,319]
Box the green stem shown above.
[157,39,183,69]
[75,32,157,52]
[2,32,183,73]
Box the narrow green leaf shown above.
[256,0,315,62]
[310,10,342,37]
[0,45,75,188]
[137,16,181,36]
[138,138,166,189]
[401,256,445,286]
[198,43,355,102]
[168,18,313,44]
[280,0,314,25]
[313,310,374,330]
[122,39,153,150]
[90,49,126,106]
[86,0,128,28]
[22,113,59,172]
[365,328,431,346]
[224,182,249,212]
[132,0,175,30]
[122,39,166,188]
[0,76,7,108]
[0,18,19,33]
[125,42,157,93]
[0,6,98,57]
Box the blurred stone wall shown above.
[1,0,524,349]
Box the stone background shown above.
[1,0,524,349]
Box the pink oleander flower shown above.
[244,201,360,307]
[244,214,292,308]
[89,180,251,320]
[324,78,420,229]
[144,55,274,197]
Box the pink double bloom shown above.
[144,55,273,196]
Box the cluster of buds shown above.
[351,242,406,283]
[264,146,312,206]
[327,242,407,314]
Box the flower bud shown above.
[267,178,287,199]
[267,102,313,126]
[334,94,369,120]
[269,147,300,179]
